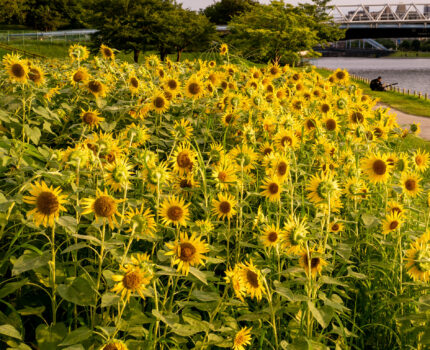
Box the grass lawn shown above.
[388,51,430,58]
[316,67,430,118]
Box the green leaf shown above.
[0,279,28,299]
[274,281,308,302]
[36,323,67,350]
[17,306,45,316]
[58,327,91,346]
[57,277,96,306]
[188,267,207,285]
[191,290,220,302]
[12,250,50,276]
[308,302,333,329]
[361,213,378,228]
[24,125,41,145]
[101,292,120,308]
[0,324,22,340]
[57,216,78,232]
[320,276,348,287]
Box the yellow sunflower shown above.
[405,231,430,282]
[275,129,298,151]
[387,201,406,218]
[261,224,282,248]
[280,215,308,255]
[100,44,115,60]
[171,119,193,141]
[238,260,265,301]
[80,108,104,130]
[381,212,403,235]
[233,327,252,350]
[211,192,237,221]
[87,80,107,98]
[28,65,45,86]
[165,232,209,276]
[185,76,205,99]
[163,77,181,93]
[413,149,429,173]
[81,188,122,229]
[400,172,421,197]
[3,53,28,83]
[260,176,282,202]
[299,247,328,278]
[159,195,190,227]
[99,340,128,350]
[71,67,90,86]
[68,44,89,62]
[128,75,140,95]
[171,143,196,175]
[151,91,170,114]
[220,43,229,56]
[111,264,152,301]
[322,115,340,133]
[104,158,134,192]
[228,144,258,172]
[212,162,238,190]
[125,205,156,239]
[23,181,67,227]
[361,153,391,184]
[329,221,344,233]
[306,172,340,205]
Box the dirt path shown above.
[378,103,430,141]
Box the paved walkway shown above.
[378,103,430,141]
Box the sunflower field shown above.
[0,44,429,350]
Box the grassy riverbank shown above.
[388,51,430,58]
[316,68,430,118]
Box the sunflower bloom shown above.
[160,195,190,227]
[405,231,430,282]
[23,181,67,227]
[299,247,328,278]
[81,188,122,228]
[165,232,209,275]
[212,193,237,221]
[233,327,252,350]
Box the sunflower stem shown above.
[92,222,106,329]
[50,222,57,325]
[121,226,135,266]
[263,276,278,350]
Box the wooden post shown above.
[425,93,428,100]
[407,89,410,95]
[419,92,422,99]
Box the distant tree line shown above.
[0,0,343,64]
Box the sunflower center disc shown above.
[405,179,416,191]
[219,201,231,214]
[326,119,336,131]
[89,81,102,93]
[246,269,259,288]
[103,344,119,350]
[389,221,399,230]
[37,191,59,215]
[167,205,183,221]
[154,97,165,108]
[11,63,25,78]
[268,231,278,242]
[73,71,84,82]
[277,162,287,175]
[188,82,200,95]
[372,159,387,175]
[94,196,116,217]
[268,183,279,194]
[122,271,142,290]
[177,152,191,168]
[180,242,196,261]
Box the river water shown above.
[310,57,430,96]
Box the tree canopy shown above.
[203,0,258,25]
[227,0,343,64]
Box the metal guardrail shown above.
[329,3,430,24]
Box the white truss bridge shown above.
[330,3,430,28]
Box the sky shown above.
[179,0,414,11]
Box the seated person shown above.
[370,76,385,91]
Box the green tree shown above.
[228,1,322,64]
[86,0,175,62]
[0,0,28,25]
[154,8,217,61]
[297,0,344,45]
[203,0,258,25]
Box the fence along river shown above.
[311,57,430,98]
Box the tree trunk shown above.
[160,49,168,61]
[176,48,184,62]
[133,49,140,63]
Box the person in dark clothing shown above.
[370,76,385,91]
